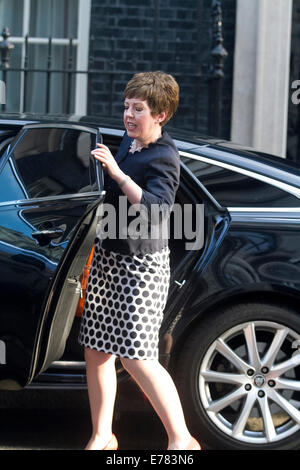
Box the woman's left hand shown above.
[91,144,124,181]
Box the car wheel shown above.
[174,302,300,450]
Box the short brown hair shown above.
[124,71,179,126]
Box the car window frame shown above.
[179,149,300,206]
[1,123,104,206]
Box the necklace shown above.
[129,139,148,153]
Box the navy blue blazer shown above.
[100,130,180,255]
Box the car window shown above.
[181,157,300,208]
[10,127,97,199]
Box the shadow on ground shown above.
[0,389,167,450]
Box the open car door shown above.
[158,159,231,365]
[0,123,104,389]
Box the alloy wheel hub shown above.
[253,374,265,388]
[199,320,300,445]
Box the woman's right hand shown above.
[92,144,142,204]
[91,144,124,182]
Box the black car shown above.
[0,114,299,450]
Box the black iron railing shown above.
[0,0,228,137]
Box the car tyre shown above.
[174,302,300,450]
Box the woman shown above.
[78,71,201,451]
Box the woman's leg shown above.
[84,347,117,450]
[120,357,193,450]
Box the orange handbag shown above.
[75,245,94,317]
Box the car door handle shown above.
[32,228,64,243]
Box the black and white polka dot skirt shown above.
[78,240,170,360]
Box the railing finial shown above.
[0,27,15,70]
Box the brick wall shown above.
[88,0,236,139]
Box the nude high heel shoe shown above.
[186,437,201,450]
[102,434,118,450]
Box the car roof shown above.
[0,112,299,189]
